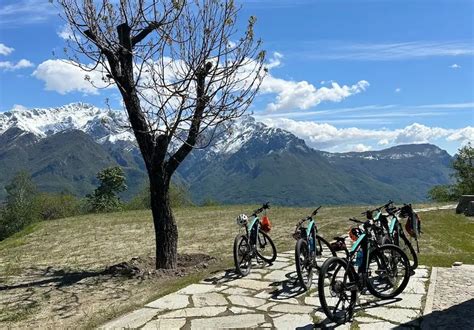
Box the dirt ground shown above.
[0,253,217,328]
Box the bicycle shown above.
[366,201,418,271]
[293,206,336,290]
[233,202,277,276]
[318,217,411,324]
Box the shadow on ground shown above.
[396,299,474,329]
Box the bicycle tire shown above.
[233,234,252,276]
[318,257,357,324]
[256,230,277,263]
[366,244,410,299]
[394,225,418,271]
[295,238,313,290]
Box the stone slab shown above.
[101,308,158,329]
[192,292,228,307]
[270,303,314,314]
[272,313,313,329]
[146,294,190,310]
[227,295,267,308]
[190,314,265,329]
[161,306,226,318]
[365,306,421,324]
[177,284,221,295]
[142,318,186,330]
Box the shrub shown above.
[125,182,193,210]
[0,171,38,240]
[35,192,81,220]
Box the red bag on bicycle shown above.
[261,215,272,232]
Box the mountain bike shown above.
[365,201,418,271]
[318,218,410,324]
[293,206,336,290]
[233,202,277,276]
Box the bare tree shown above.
[53,0,265,268]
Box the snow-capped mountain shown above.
[0,103,454,205]
[0,103,134,144]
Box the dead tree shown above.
[54,0,265,269]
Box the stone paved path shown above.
[421,264,474,329]
[102,249,430,329]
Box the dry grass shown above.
[0,203,470,328]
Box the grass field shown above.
[0,203,472,328]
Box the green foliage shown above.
[429,143,473,202]
[0,171,38,240]
[35,192,81,220]
[452,142,474,195]
[201,198,220,207]
[86,167,127,213]
[428,185,456,202]
[125,182,193,210]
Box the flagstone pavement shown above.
[101,248,433,329]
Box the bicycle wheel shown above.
[394,226,418,271]
[295,238,313,290]
[318,257,357,324]
[315,234,337,267]
[256,230,277,263]
[366,244,410,299]
[233,234,252,276]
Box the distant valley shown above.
[0,103,453,205]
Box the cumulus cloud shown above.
[395,88,401,93]
[0,59,33,71]
[33,59,112,95]
[260,76,369,112]
[352,144,372,152]
[450,64,461,69]
[0,43,14,56]
[266,52,283,69]
[260,117,473,152]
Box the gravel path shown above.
[101,249,430,329]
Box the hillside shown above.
[0,103,454,204]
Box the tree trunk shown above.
[149,169,178,269]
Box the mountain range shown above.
[0,103,454,205]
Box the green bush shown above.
[35,192,81,220]
[0,171,39,240]
[125,182,193,210]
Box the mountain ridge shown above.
[0,103,454,204]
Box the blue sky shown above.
[0,0,472,154]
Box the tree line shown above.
[0,166,196,241]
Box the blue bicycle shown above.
[293,206,336,290]
[233,203,277,276]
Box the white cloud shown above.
[298,41,474,61]
[260,117,474,152]
[395,88,401,93]
[11,104,28,111]
[33,59,111,95]
[57,25,75,40]
[450,64,461,69]
[0,59,34,71]
[0,0,57,26]
[266,52,283,69]
[352,144,372,152]
[0,43,14,56]
[261,76,369,112]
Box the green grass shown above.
[417,210,474,267]
[0,203,471,328]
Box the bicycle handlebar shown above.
[311,205,322,217]
[252,202,270,216]
[362,200,396,217]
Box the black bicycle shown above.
[293,206,336,290]
[233,203,277,276]
[365,201,418,271]
[318,217,410,324]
